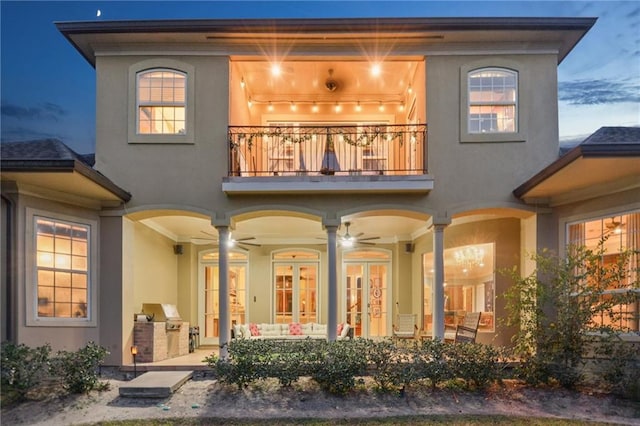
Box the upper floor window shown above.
[137,69,186,135]
[35,217,90,319]
[468,68,517,134]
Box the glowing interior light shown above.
[268,102,274,112]
[271,64,281,76]
[240,77,245,89]
[290,102,297,111]
[355,101,362,112]
[247,97,252,108]
[378,102,385,112]
[334,103,342,113]
[371,63,382,76]
[311,102,319,113]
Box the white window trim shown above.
[460,59,527,143]
[26,208,98,327]
[128,59,195,144]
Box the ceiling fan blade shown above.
[238,241,261,247]
[358,236,380,241]
[358,241,377,246]
[235,237,256,242]
[354,232,365,238]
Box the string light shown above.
[250,99,407,111]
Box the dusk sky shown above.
[1,1,639,155]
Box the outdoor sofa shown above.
[232,322,352,340]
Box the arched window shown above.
[468,68,517,134]
[137,69,186,134]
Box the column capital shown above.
[322,218,341,230]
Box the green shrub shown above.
[310,340,367,395]
[446,342,507,389]
[502,241,639,389]
[364,338,402,391]
[53,342,109,394]
[1,342,52,402]
[416,338,452,390]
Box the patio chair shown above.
[392,313,417,342]
[453,311,481,344]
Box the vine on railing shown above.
[229,125,424,151]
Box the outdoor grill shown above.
[142,303,183,330]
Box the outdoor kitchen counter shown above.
[133,321,190,363]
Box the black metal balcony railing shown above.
[228,124,427,177]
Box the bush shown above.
[416,338,452,390]
[1,342,52,403]
[310,340,368,395]
[502,241,639,389]
[364,338,401,391]
[53,342,109,394]
[445,342,508,389]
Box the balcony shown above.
[223,124,433,194]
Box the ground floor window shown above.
[567,210,640,332]
[35,217,90,319]
[423,242,495,332]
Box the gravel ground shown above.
[2,374,640,425]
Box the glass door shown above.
[200,251,247,345]
[344,253,390,338]
[275,263,317,323]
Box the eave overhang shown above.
[56,17,596,67]
[1,159,132,206]
[513,144,640,206]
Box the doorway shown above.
[199,250,248,345]
[343,250,391,338]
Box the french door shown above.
[199,251,248,345]
[274,263,318,323]
[344,254,390,338]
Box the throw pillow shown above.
[249,323,260,336]
[289,322,302,335]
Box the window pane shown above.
[72,273,87,289]
[38,270,54,286]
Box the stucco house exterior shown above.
[2,16,638,366]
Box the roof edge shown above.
[1,159,132,202]
[55,16,597,35]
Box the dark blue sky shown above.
[1,1,639,154]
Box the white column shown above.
[432,224,446,340]
[216,225,230,359]
[326,224,339,341]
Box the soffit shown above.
[517,157,640,205]
[1,171,127,207]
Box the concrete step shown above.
[119,370,193,398]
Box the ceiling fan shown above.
[604,217,624,235]
[338,222,379,247]
[193,231,261,249]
